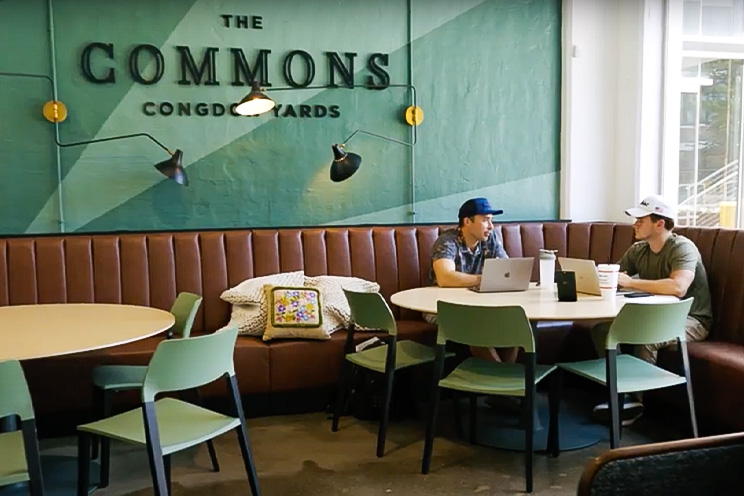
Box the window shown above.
[666,0,744,227]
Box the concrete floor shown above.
[33,395,687,496]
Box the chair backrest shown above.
[170,292,203,338]
[343,290,397,335]
[606,299,694,349]
[436,301,536,352]
[142,326,238,402]
[0,360,35,421]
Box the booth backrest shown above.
[1,222,743,343]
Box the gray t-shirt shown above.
[619,233,713,330]
[429,228,508,286]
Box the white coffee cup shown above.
[597,263,620,300]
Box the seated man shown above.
[427,197,518,363]
[593,195,712,424]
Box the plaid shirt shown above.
[429,228,508,285]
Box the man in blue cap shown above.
[428,197,517,363]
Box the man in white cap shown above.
[593,194,712,425]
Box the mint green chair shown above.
[76,327,260,496]
[89,293,216,471]
[421,302,557,494]
[331,290,443,458]
[553,299,697,449]
[0,360,44,496]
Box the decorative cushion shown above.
[304,275,381,329]
[262,285,337,341]
[220,271,305,305]
[225,303,265,336]
[221,271,305,336]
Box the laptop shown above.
[469,257,534,293]
[557,258,602,295]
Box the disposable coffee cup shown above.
[597,263,620,300]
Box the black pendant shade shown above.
[154,149,189,186]
[235,81,276,116]
[330,144,362,182]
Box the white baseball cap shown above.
[625,195,676,220]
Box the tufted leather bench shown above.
[2,222,742,433]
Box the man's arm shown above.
[433,258,481,287]
[617,269,694,298]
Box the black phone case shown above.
[556,271,577,302]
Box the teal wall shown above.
[0,0,561,234]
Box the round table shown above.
[391,283,678,320]
[0,303,174,496]
[391,284,677,452]
[0,303,175,361]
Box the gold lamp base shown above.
[43,100,68,123]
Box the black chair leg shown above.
[77,433,91,496]
[92,388,114,460]
[421,386,442,474]
[235,424,262,496]
[469,395,478,445]
[524,390,534,493]
[609,391,621,449]
[685,381,699,438]
[189,388,221,472]
[332,361,353,432]
[547,370,563,457]
[100,437,111,487]
[21,420,44,496]
[376,367,396,458]
[452,390,463,438]
[164,454,172,495]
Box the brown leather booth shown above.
[2,222,743,433]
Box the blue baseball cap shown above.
[458,197,504,219]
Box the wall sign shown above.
[78,13,391,118]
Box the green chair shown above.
[553,299,697,449]
[331,290,443,458]
[89,293,216,471]
[76,327,260,496]
[421,302,557,494]
[0,360,44,496]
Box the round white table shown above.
[0,303,174,496]
[391,284,678,452]
[391,283,678,320]
[0,303,175,361]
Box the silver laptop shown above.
[557,257,601,295]
[469,257,533,293]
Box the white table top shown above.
[0,303,175,361]
[391,284,678,321]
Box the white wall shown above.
[562,0,666,222]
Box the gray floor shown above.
[33,395,687,496]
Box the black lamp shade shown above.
[329,144,362,182]
[235,81,276,116]
[154,149,189,186]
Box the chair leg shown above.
[376,367,396,458]
[100,437,111,487]
[547,369,563,457]
[524,390,534,494]
[421,386,442,474]
[142,404,169,496]
[92,388,114,460]
[77,433,91,496]
[190,388,221,472]
[608,391,621,449]
[332,360,353,432]
[468,395,478,445]
[164,455,172,496]
[685,381,699,438]
[235,425,262,496]
[21,420,44,496]
[452,390,463,438]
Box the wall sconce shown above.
[0,71,188,185]
[235,81,422,183]
[330,129,414,182]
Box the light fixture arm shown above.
[341,129,413,149]
[54,132,174,155]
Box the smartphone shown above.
[623,291,653,298]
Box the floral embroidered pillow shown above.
[263,285,334,341]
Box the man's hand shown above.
[617,272,633,288]
[433,258,482,287]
